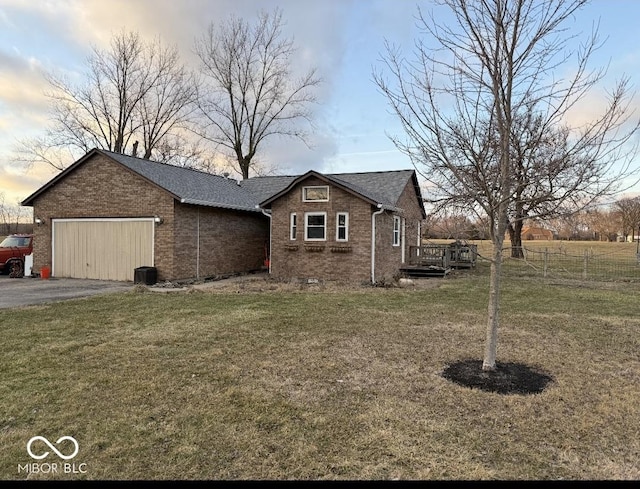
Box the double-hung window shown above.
[305,212,326,241]
[393,216,401,246]
[290,213,297,240]
[336,212,349,242]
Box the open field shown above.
[1,272,639,480]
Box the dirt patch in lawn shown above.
[441,359,554,395]
[156,272,447,294]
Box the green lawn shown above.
[1,273,639,480]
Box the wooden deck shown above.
[402,242,478,277]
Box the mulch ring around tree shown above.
[441,359,554,395]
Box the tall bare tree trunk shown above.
[484,193,509,371]
[484,239,504,370]
[508,220,524,258]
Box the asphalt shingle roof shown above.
[247,170,418,210]
[329,171,416,208]
[238,175,298,204]
[22,149,423,215]
[107,151,422,212]
[105,151,261,212]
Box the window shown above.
[303,186,329,202]
[290,213,297,240]
[305,212,326,240]
[393,216,401,246]
[336,212,349,242]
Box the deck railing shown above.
[408,242,478,269]
[408,245,450,268]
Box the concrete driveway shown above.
[0,274,133,309]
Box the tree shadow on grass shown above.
[442,359,554,395]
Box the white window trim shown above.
[290,212,297,240]
[336,212,349,242]
[305,212,327,241]
[302,185,329,202]
[393,216,401,247]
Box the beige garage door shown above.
[52,219,154,281]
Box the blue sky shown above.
[1,0,640,207]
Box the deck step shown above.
[400,266,451,278]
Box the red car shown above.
[0,234,34,278]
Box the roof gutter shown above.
[180,198,259,213]
[371,204,385,284]
[381,204,404,214]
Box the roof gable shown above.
[21,148,103,206]
[22,149,261,212]
[258,171,381,208]
[258,169,426,217]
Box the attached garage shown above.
[52,218,154,281]
[21,149,270,282]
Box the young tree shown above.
[374,0,639,370]
[14,30,200,171]
[193,8,321,179]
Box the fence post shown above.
[583,250,588,279]
[544,248,548,278]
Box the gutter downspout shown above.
[371,204,384,284]
[260,207,272,274]
[401,218,406,264]
[196,207,200,279]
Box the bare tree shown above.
[581,206,619,241]
[14,30,200,171]
[0,192,32,235]
[193,8,321,179]
[374,0,640,370]
[614,197,640,241]
[506,114,581,256]
[0,193,8,236]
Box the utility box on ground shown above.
[134,266,157,285]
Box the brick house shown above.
[21,149,425,283]
[257,170,426,282]
[521,226,555,241]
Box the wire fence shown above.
[480,245,640,281]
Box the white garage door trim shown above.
[52,218,155,281]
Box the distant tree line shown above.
[0,192,33,235]
[423,196,640,242]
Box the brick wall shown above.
[31,153,175,280]
[373,179,425,282]
[373,210,400,282]
[173,204,269,280]
[269,177,373,282]
[269,176,425,283]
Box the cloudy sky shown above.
[1,0,640,207]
